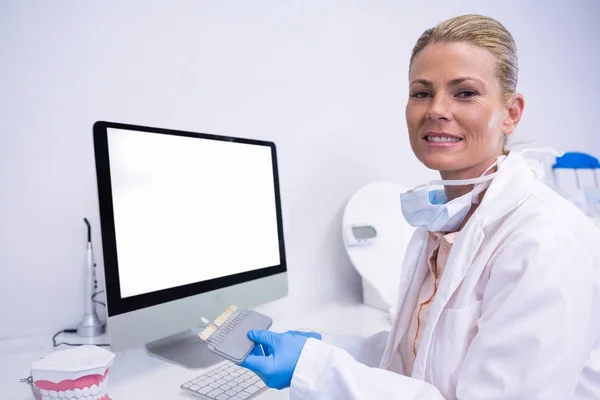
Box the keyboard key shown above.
[236,392,251,400]
[209,382,221,389]
[255,380,266,388]
[189,385,200,391]
[198,386,213,395]
[239,382,250,389]
[182,382,193,388]
[226,389,239,396]
[207,388,224,398]
[221,384,232,391]
[245,385,261,394]
[217,378,227,385]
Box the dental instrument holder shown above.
[77,218,105,337]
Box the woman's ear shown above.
[503,93,525,136]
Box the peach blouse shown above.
[398,231,460,375]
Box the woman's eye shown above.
[410,91,430,99]
[456,90,478,98]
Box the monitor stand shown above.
[145,329,224,369]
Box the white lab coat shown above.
[290,151,600,400]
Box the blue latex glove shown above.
[246,330,321,357]
[241,330,312,389]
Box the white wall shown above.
[1,0,599,339]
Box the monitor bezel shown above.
[92,121,287,317]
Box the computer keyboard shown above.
[181,361,268,399]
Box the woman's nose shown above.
[426,94,453,121]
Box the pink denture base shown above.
[35,367,109,391]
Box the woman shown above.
[241,14,600,399]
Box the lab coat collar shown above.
[474,150,537,229]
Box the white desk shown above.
[1,300,389,400]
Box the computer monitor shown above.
[92,121,288,369]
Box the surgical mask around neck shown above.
[400,162,499,232]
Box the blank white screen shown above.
[106,128,281,298]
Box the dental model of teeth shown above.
[30,345,115,400]
[198,305,239,341]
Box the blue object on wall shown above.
[552,152,600,169]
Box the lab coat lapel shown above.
[410,223,484,380]
[380,229,430,370]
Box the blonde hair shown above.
[410,14,518,101]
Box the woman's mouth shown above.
[423,133,463,146]
[425,135,462,143]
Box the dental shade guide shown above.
[198,305,273,364]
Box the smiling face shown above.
[406,41,524,181]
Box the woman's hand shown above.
[240,330,312,389]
